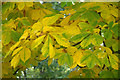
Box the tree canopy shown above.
[2,2,120,78]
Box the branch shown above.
[13,68,20,75]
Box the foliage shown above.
[20,59,70,78]
[2,2,120,78]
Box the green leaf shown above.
[105,39,116,47]
[108,21,114,29]
[2,31,11,45]
[61,2,66,8]
[70,12,81,21]
[67,2,72,6]
[101,29,112,39]
[92,34,103,46]
[58,53,73,66]
[100,70,119,78]
[80,10,100,25]
[111,24,119,37]
[89,6,100,10]
[70,33,90,43]
[11,31,22,42]
[70,8,86,21]
[18,21,22,28]
[21,19,31,26]
[65,53,73,66]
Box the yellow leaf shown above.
[10,41,21,52]
[104,47,112,54]
[31,21,42,33]
[42,9,53,14]
[25,2,33,7]
[73,50,85,67]
[11,54,20,68]
[12,47,23,56]
[31,10,41,20]
[4,41,21,58]
[60,15,71,26]
[49,40,55,58]
[38,54,47,60]
[63,25,80,38]
[31,35,45,50]
[60,9,76,15]
[70,62,77,69]
[20,47,31,63]
[18,2,25,10]
[42,14,61,26]
[19,29,29,40]
[43,26,55,33]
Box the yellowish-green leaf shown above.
[51,34,70,47]
[12,47,23,57]
[41,35,49,57]
[48,58,53,66]
[20,47,31,63]
[80,35,92,48]
[42,14,61,26]
[18,2,25,10]
[67,46,77,55]
[80,50,102,68]
[112,41,118,52]
[109,54,119,70]
[25,2,33,7]
[31,35,45,50]
[2,31,11,45]
[19,29,29,40]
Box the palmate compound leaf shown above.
[80,50,102,68]
[31,35,46,50]
[41,35,55,58]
